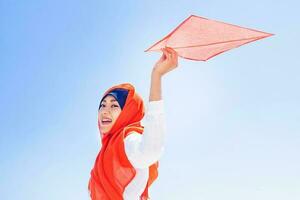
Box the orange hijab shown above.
[88,83,159,200]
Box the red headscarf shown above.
[88,83,159,200]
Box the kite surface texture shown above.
[145,15,273,61]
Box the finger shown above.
[161,48,168,55]
[165,47,177,55]
[164,47,172,55]
[158,54,166,63]
[166,48,177,61]
[171,49,178,59]
[158,49,167,63]
[161,48,167,54]
[161,49,169,59]
[162,48,171,60]
[170,52,178,66]
[167,49,177,62]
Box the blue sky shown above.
[1,0,299,199]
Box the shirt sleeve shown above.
[124,100,166,169]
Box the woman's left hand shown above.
[153,47,178,77]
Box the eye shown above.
[112,104,119,108]
[100,104,106,108]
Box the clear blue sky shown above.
[1,0,299,199]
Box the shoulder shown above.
[146,100,164,114]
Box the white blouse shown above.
[123,100,166,200]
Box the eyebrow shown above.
[102,99,117,103]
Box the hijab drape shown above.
[88,83,159,200]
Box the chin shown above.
[100,128,110,135]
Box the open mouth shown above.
[101,118,112,126]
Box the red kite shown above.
[145,15,273,61]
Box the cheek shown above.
[112,110,121,121]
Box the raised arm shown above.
[124,48,179,169]
[149,47,178,101]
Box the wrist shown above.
[152,68,163,78]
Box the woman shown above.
[88,47,178,200]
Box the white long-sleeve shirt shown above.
[123,100,166,200]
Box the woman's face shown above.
[98,95,122,135]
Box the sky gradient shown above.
[1,0,299,199]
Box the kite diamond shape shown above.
[145,15,274,61]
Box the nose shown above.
[100,107,111,115]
